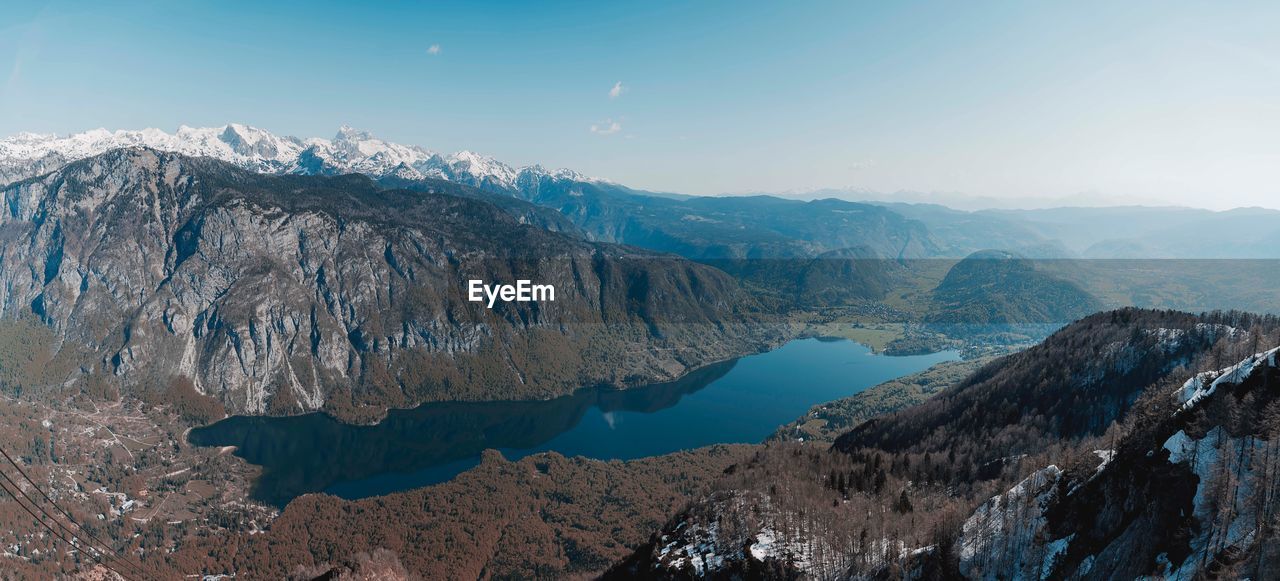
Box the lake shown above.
[187,338,959,507]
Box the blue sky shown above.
[3,0,1278,208]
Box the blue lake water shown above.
[188,338,959,507]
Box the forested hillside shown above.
[611,309,1280,579]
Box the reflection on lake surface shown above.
[188,338,958,507]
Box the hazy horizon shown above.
[714,187,1278,213]
[4,1,1278,209]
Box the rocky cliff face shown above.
[0,148,779,420]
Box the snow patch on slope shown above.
[650,490,853,578]
[1160,426,1268,580]
[959,465,1064,579]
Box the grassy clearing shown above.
[811,321,906,352]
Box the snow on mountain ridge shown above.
[0,124,601,191]
[0,125,304,175]
[960,346,1280,580]
[1171,345,1280,413]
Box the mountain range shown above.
[8,124,1280,261]
[0,124,597,193]
[0,147,778,421]
[3,124,1280,579]
[0,125,945,260]
[4,124,1280,423]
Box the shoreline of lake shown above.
[189,338,959,507]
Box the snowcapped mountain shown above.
[0,124,308,180]
[0,123,601,193]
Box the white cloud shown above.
[590,119,622,135]
[427,44,441,55]
[608,81,626,99]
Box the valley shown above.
[186,337,957,507]
[1,128,1279,580]
[5,1,1279,577]
[0,320,964,578]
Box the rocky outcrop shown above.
[957,346,1280,580]
[0,148,781,420]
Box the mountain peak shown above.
[334,124,374,142]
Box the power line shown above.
[0,472,136,581]
[0,447,150,580]
[0,467,139,581]
[0,446,146,571]
[0,477,85,555]
[0,467,107,559]
[0,446,153,579]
